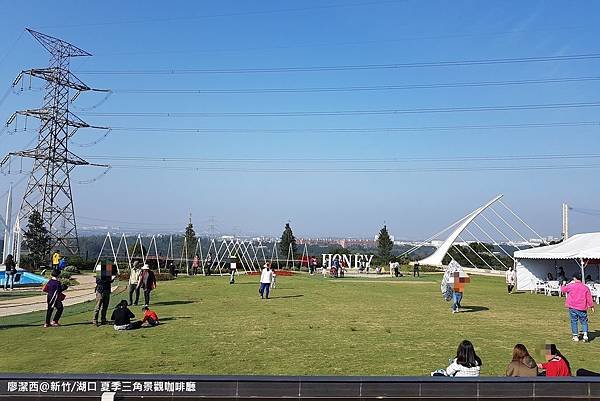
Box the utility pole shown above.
[0,29,108,255]
[562,203,569,241]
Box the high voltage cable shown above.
[108,76,600,94]
[84,153,600,163]
[105,163,600,173]
[106,121,600,134]
[81,101,600,118]
[76,52,600,75]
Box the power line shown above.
[76,52,600,75]
[108,76,600,94]
[104,121,600,135]
[104,163,600,173]
[84,153,600,164]
[81,101,600,118]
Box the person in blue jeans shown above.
[452,290,463,313]
[259,263,273,299]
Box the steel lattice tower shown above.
[1,29,103,255]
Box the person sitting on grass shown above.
[141,305,160,326]
[537,344,571,376]
[111,300,142,331]
[506,344,538,377]
[431,340,482,377]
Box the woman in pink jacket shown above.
[561,272,595,342]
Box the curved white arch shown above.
[417,194,503,267]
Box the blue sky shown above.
[1,0,599,239]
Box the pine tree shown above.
[23,210,51,269]
[377,224,394,264]
[280,222,297,257]
[184,220,197,259]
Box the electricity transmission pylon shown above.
[0,29,108,255]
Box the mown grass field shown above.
[0,272,597,376]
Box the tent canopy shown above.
[514,233,600,261]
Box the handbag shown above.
[42,283,49,293]
[58,292,66,302]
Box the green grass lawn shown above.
[0,273,597,376]
[0,290,42,301]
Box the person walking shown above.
[413,262,421,278]
[3,254,17,290]
[229,255,237,284]
[43,270,65,327]
[128,261,141,306]
[310,256,318,275]
[192,254,200,275]
[137,264,157,306]
[505,267,516,294]
[51,250,61,270]
[58,256,67,271]
[92,264,115,326]
[205,253,213,276]
[259,262,274,299]
[561,272,595,342]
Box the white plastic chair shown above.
[533,280,546,294]
[545,280,561,296]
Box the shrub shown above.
[64,265,80,274]
[59,271,72,279]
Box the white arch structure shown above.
[417,194,503,267]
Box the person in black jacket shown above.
[3,254,17,290]
[111,300,142,330]
[137,264,156,306]
[92,263,116,326]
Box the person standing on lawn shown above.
[3,254,17,290]
[259,262,274,299]
[505,267,516,294]
[128,261,141,306]
[92,263,116,326]
[137,264,157,306]
[561,272,595,342]
[43,270,65,327]
[51,250,61,270]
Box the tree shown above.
[23,210,51,269]
[377,224,394,264]
[184,220,197,259]
[280,223,297,257]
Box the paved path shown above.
[0,274,119,317]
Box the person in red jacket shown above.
[537,343,571,377]
[141,306,159,326]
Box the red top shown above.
[142,310,159,323]
[542,357,571,377]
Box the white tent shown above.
[514,233,600,291]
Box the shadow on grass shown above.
[160,316,191,321]
[151,300,196,306]
[459,305,489,313]
[267,294,304,300]
[587,330,600,342]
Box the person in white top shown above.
[505,267,516,294]
[444,340,482,377]
[259,262,274,299]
